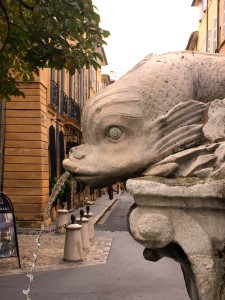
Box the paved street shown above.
[0,192,190,300]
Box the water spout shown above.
[23,171,70,300]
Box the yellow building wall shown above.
[208,0,218,52]
[2,46,109,227]
[3,81,49,227]
[196,0,220,52]
[219,0,225,53]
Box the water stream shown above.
[23,171,70,300]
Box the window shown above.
[90,66,97,91]
[50,68,55,81]
[213,17,217,52]
[203,0,207,11]
[84,69,89,101]
[74,70,79,103]
[207,29,211,52]
[49,126,56,178]
[50,69,59,108]
[60,69,65,113]
[79,70,84,108]
[59,131,65,175]
[223,0,225,36]
[69,74,73,98]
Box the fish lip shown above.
[63,158,103,181]
[70,172,119,187]
[72,174,108,187]
[73,174,104,181]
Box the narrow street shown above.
[0,191,190,300]
[95,190,133,232]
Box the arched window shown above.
[49,126,56,178]
[59,131,65,175]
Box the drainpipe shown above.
[0,99,5,193]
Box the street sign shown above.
[0,193,21,268]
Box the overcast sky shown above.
[93,0,199,78]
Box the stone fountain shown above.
[63,51,225,300]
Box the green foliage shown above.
[49,176,71,199]
[0,0,110,100]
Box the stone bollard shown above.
[84,212,95,240]
[63,223,83,262]
[56,208,69,234]
[77,216,90,250]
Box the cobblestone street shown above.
[0,234,112,276]
[0,193,117,276]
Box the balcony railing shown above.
[50,81,80,124]
[50,80,59,109]
[68,98,81,124]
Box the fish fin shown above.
[144,143,220,179]
[149,100,207,158]
[143,162,178,177]
[181,154,217,177]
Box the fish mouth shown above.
[63,158,137,187]
[73,174,106,185]
[63,159,113,187]
[71,173,118,188]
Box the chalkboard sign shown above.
[0,193,21,268]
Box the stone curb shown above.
[93,197,118,224]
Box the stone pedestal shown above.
[77,217,90,250]
[56,209,69,234]
[63,224,83,262]
[84,212,95,240]
[127,176,225,300]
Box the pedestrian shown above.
[116,182,120,194]
[120,182,125,193]
[90,187,95,201]
[107,185,114,200]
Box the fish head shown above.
[62,50,209,186]
[63,87,159,187]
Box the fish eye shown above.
[107,127,123,140]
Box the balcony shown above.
[49,81,80,124]
[68,98,81,124]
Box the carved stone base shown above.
[127,176,225,300]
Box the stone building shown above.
[0,46,110,227]
[186,0,225,53]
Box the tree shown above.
[49,176,72,209]
[0,0,110,100]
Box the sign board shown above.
[0,193,21,268]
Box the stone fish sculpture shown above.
[63,51,225,185]
[63,51,225,300]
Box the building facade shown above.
[0,46,110,227]
[187,0,225,53]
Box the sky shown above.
[93,0,199,79]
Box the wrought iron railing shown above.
[61,91,68,115]
[50,81,80,124]
[68,98,81,124]
[50,80,59,109]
